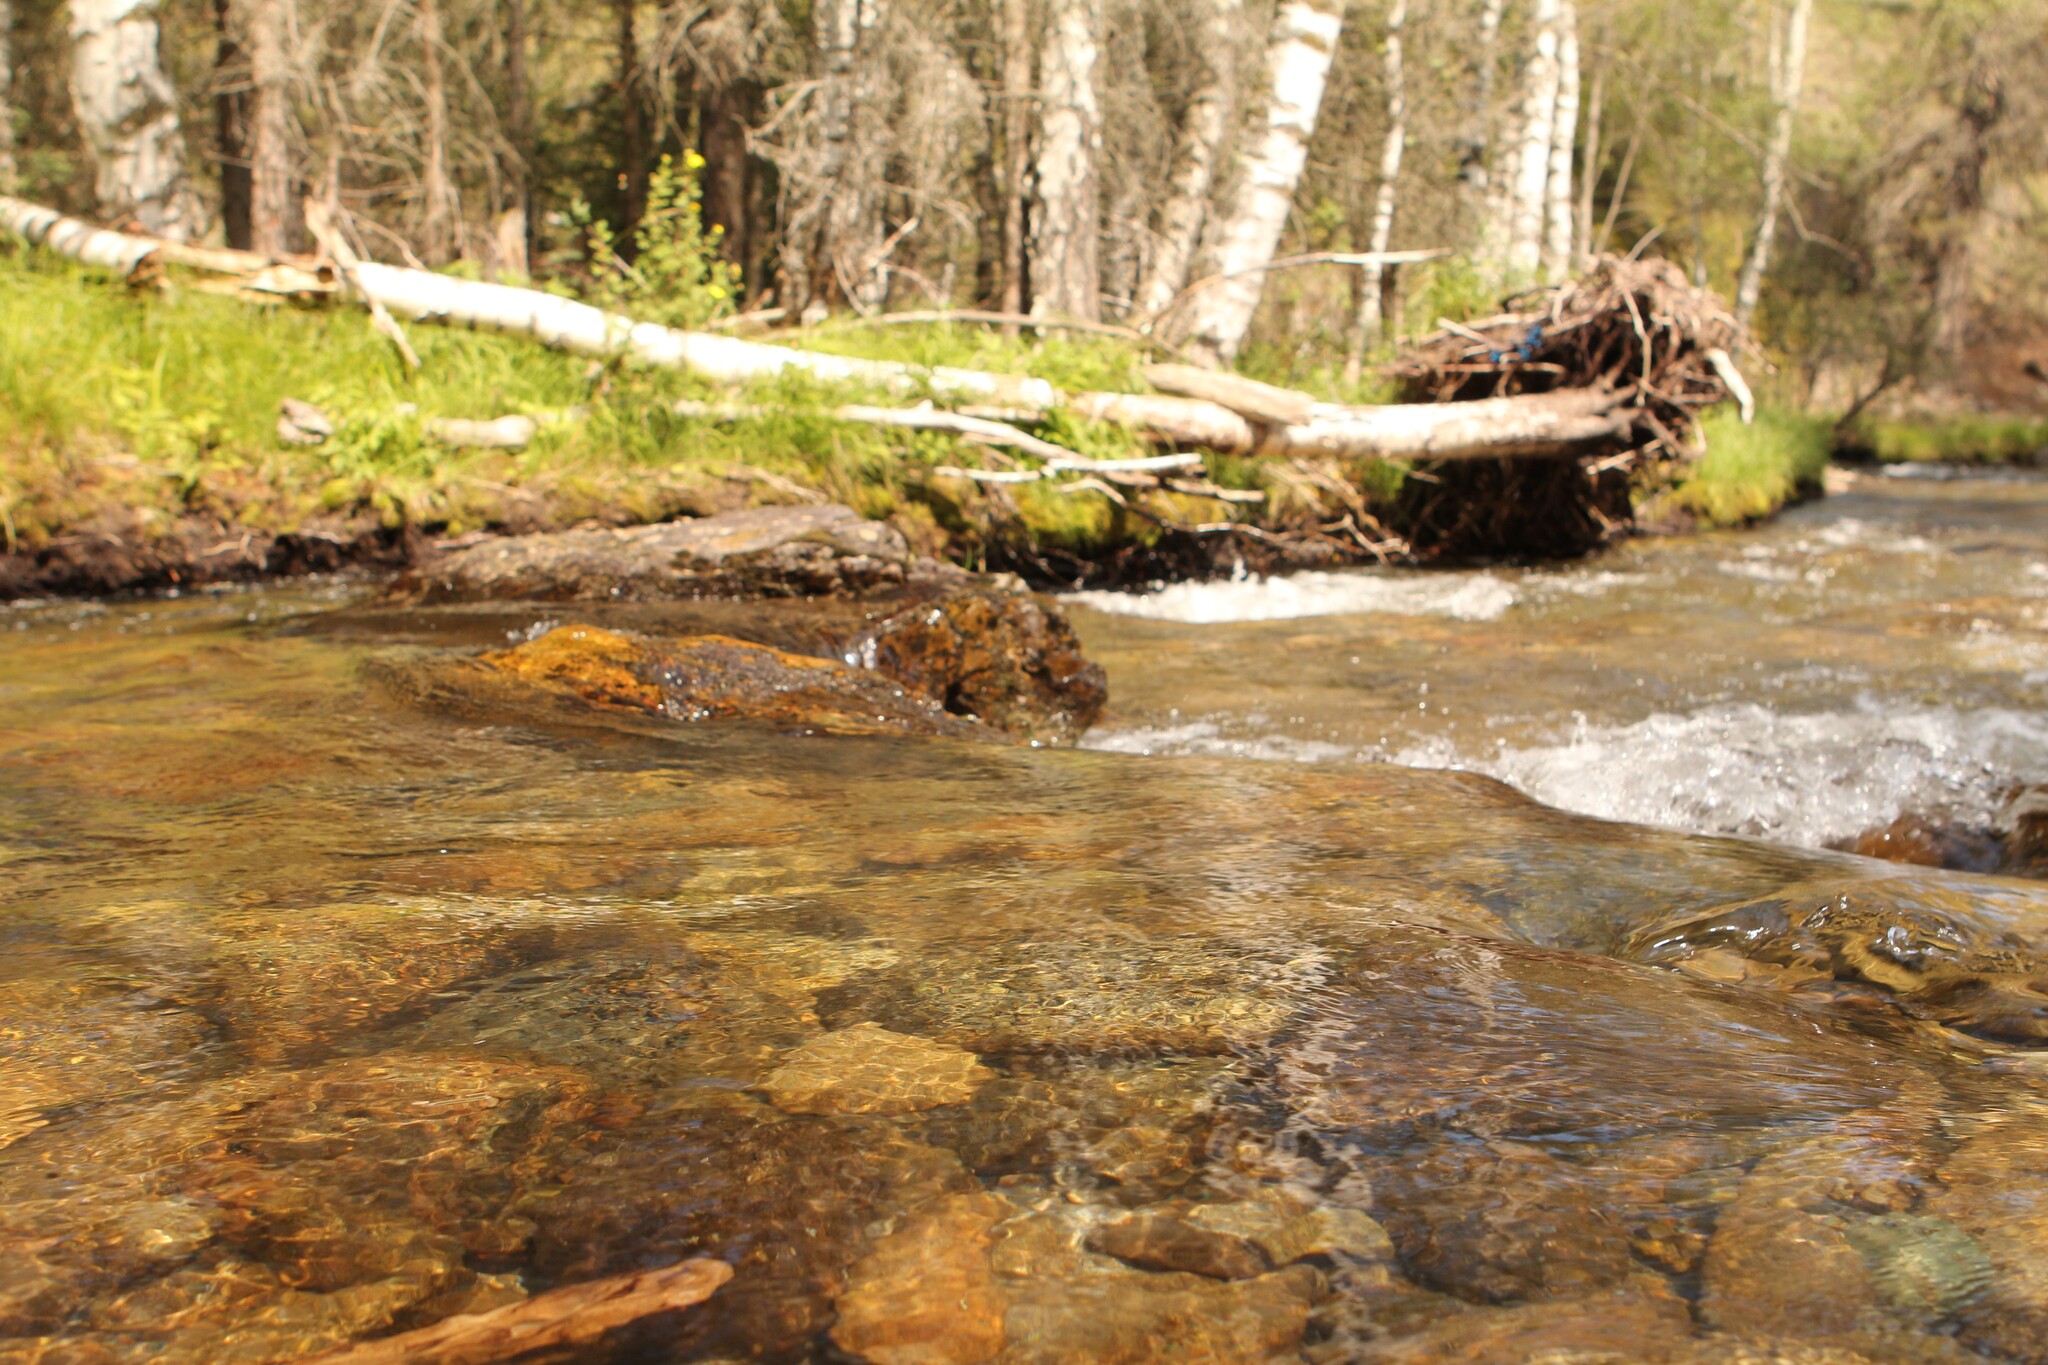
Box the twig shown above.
[306,197,423,374]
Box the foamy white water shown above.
[1089,702,2048,848]
[1068,570,1520,624]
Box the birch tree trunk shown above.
[1344,0,1407,382]
[502,0,532,275]
[1177,0,1345,367]
[419,0,459,261]
[1029,0,1103,321]
[1574,60,1603,274]
[1732,0,1812,331]
[1541,0,1580,280]
[1130,0,1241,321]
[1504,0,1562,278]
[247,0,294,256]
[0,0,16,191]
[999,0,1031,319]
[67,0,202,240]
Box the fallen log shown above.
[0,195,1055,409]
[1071,387,1632,461]
[1140,363,1315,426]
[299,1258,731,1365]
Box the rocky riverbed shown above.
[7,493,2048,1363]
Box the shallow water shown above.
[7,479,2048,1362]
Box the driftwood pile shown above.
[1,196,1752,570]
[1382,256,1751,558]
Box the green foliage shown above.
[1671,407,1832,525]
[1845,415,2048,465]
[572,153,740,330]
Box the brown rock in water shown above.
[393,504,920,603]
[851,586,1107,744]
[1921,1119,2048,1360]
[1847,816,1951,868]
[761,1023,994,1115]
[831,1192,1011,1365]
[473,625,1000,741]
[1351,1285,1697,1363]
[1087,1205,1273,1281]
[1626,876,2048,1043]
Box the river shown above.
[4,469,2048,1362]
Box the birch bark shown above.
[1504,0,1562,278]
[67,0,202,239]
[1732,0,1812,331]
[1130,0,1241,321]
[1029,0,1103,321]
[247,0,294,256]
[1345,0,1407,380]
[1541,0,1580,280]
[1178,0,1344,367]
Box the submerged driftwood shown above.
[302,1258,731,1364]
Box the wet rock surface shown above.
[391,503,922,603]
[1628,876,2048,1043]
[360,506,1107,744]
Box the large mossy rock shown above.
[375,504,1107,743]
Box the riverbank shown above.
[4,248,1827,596]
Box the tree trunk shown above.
[1931,62,2001,368]
[1130,0,1241,321]
[503,0,532,272]
[1732,0,1812,332]
[1504,0,1562,279]
[0,0,17,191]
[1462,0,1507,244]
[67,0,203,240]
[1541,0,1580,280]
[1176,0,1345,368]
[1344,0,1407,383]
[1574,59,1602,274]
[1028,0,1102,321]
[418,0,458,261]
[699,78,754,275]
[614,0,647,244]
[998,0,1031,320]
[212,0,250,249]
[247,0,293,256]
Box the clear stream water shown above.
[6,469,2048,1362]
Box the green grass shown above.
[0,249,1197,556]
[1842,414,2048,465]
[1669,407,1832,526]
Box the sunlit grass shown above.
[1670,407,1832,526]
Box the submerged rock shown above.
[831,1191,1012,1365]
[761,1022,994,1115]
[393,503,920,603]
[1626,877,2048,1043]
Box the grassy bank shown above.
[1,244,1820,591]
[1665,408,1833,526]
[1837,414,2048,466]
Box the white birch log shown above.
[1346,0,1408,379]
[1733,0,1813,331]
[1140,362,1315,427]
[1029,0,1104,321]
[1074,386,1631,461]
[1176,0,1345,367]
[1504,0,1563,278]
[0,194,1058,408]
[1541,1,1580,281]
[1130,0,1242,321]
[67,0,202,240]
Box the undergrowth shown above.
[1669,407,1832,525]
